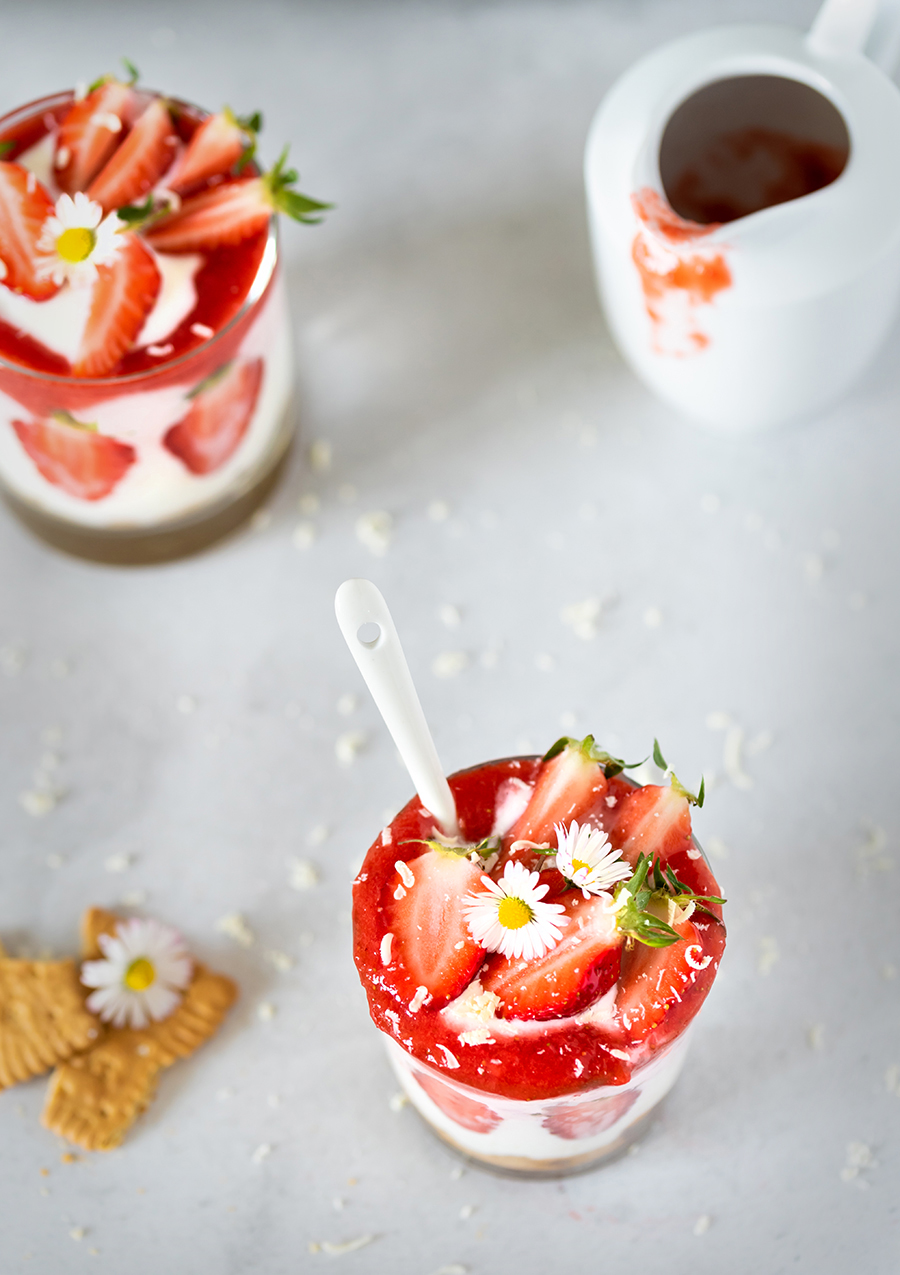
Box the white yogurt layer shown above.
[0,272,293,528]
[385,1028,692,1164]
[0,250,201,363]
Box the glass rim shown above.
[0,88,279,388]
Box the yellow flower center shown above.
[497,896,533,930]
[124,957,156,991]
[56,226,95,263]
[571,858,589,875]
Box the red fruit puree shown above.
[353,752,726,1104]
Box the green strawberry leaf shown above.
[122,58,140,86]
[116,194,156,226]
[263,146,332,224]
[0,140,14,158]
[542,734,647,778]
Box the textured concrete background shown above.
[0,2,898,1272]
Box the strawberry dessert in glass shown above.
[0,64,327,562]
[353,735,726,1175]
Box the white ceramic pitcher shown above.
[585,0,900,429]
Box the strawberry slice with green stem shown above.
[164,359,263,475]
[480,890,623,1021]
[144,148,330,252]
[12,410,135,501]
[383,844,488,1009]
[73,232,161,377]
[167,108,262,194]
[55,79,135,195]
[508,736,614,851]
[87,98,178,213]
[0,162,59,300]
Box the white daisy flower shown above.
[463,859,567,960]
[36,192,123,287]
[553,820,632,899]
[81,917,192,1029]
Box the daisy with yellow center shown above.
[463,859,567,960]
[81,917,192,1029]
[553,819,632,900]
[36,191,122,287]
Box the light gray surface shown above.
[1,2,898,1272]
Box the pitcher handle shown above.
[808,0,900,71]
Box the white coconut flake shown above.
[257,1002,276,1021]
[190,322,214,339]
[317,1235,375,1257]
[336,693,357,716]
[438,603,462,628]
[216,913,255,947]
[381,826,393,847]
[293,520,317,550]
[388,1091,408,1112]
[459,1028,494,1047]
[693,1215,712,1236]
[104,852,132,873]
[432,651,469,679]
[251,1143,272,1165]
[884,1064,900,1095]
[723,725,753,790]
[380,933,393,966]
[288,858,320,890]
[308,439,331,472]
[643,606,663,629]
[356,510,393,556]
[684,944,711,971]
[560,597,604,641]
[459,1204,475,1221]
[758,936,779,975]
[395,860,415,888]
[840,1142,876,1183]
[335,731,366,765]
[409,986,431,1012]
[427,499,450,522]
[807,1023,825,1050]
[120,889,148,907]
[20,789,61,817]
[265,950,294,972]
[307,823,329,846]
[706,710,732,731]
[437,1045,460,1069]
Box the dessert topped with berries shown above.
[0,65,326,527]
[353,735,725,1103]
[0,62,325,380]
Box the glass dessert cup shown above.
[353,745,726,1177]
[0,91,296,564]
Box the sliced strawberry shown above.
[12,411,135,501]
[55,81,135,194]
[164,358,263,474]
[615,913,704,1042]
[73,233,161,378]
[167,110,251,194]
[508,739,609,850]
[480,891,623,1021]
[0,162,59,301]
[383,849,486,1008]
[87,98,177,212]
[146,149,329,252]
[608,783,694,869]
[542,1087,638,1140]
[144,177,270,252]
[413,1068,501,1133]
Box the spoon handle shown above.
[335,579,459,837]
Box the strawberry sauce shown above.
[0,92,268,390]
[353,757,726,1103]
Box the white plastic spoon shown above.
[334,579,459,837]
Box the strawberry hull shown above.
[353,756,725,1128]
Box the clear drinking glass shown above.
[0,91,294,564]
